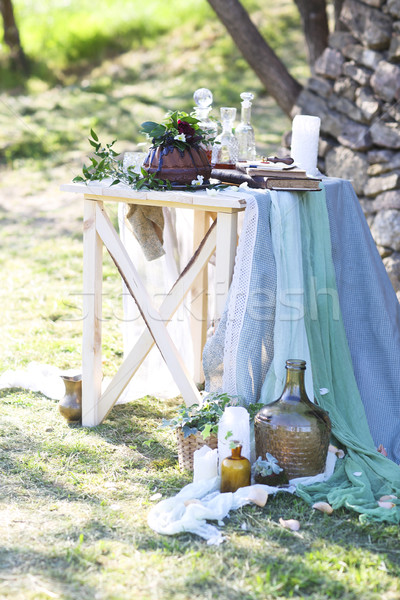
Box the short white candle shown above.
[193,445,218,483]
[290,115,321,177]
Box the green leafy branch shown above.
[73,129,171,191]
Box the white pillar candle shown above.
[217,406,251,472]
[193,445,218,483]
[290,115,321,177]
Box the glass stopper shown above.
[194,88,213,108]
[240,92,254,107]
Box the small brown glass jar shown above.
[220,443,251,493]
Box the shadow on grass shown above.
[0,391,181,501]
[0,546,98,599]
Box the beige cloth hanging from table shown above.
[126,204,165,261]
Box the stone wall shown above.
[291,0,400,300]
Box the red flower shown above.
[177,119,196,139]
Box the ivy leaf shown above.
[72,175,85,183]
[182,425,198,438]
[110,179,120,186]
[201,423,213,440]
[90,129,99,142]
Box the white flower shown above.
[206,188,219,196]
[239,182,249,189]
[191,175,204,186]
[174,133,186,142]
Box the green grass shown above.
[3,3,398,599]
[1,392,400,599]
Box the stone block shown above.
[308,77,333,98]
[359,197,379,214]
[388,33,400,61]
[368,154,400,174]
[371,61,400,101]
[368,148,396,163]
[373,189,400,210]
[292,90,328,120]
[328,93,367,123]
[383,252,400,292]
[333,77,358,101]
[385,102,400,121]
[343,61,372,86]
[355,86,381,121]
[342,44,382,69]
[337,121,373,151]
[371,209,400,250]
[340,0,392,49]
[318,137,333,157]
[364,171,400,196]
[370,120,400,148]
[325,146,369,194]
[315,48,344,79]
[328,32,357,49]
[387,0,400,18]
[320,110,345,138]
[376,245,393,258]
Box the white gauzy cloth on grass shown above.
[148,450,337,545]
[0,362,67,400]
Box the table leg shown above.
[82,199,103,426]
[215,211,238,320]
[191,210,211,386]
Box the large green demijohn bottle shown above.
[254,359,331,481]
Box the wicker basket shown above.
[176,428,218,471]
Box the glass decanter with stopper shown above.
[254,359,331,481]
[235,92,256,161]
[220,440,251,493]
[211,106,238,168]
[193,87,218,164]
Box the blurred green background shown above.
[0,0,310,168]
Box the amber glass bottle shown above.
[220,444,251,493]
[254,359,331,480]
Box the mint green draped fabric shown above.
[296,189,400,522]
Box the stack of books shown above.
[236,160,321,191]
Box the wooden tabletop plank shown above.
[60,181,248,211]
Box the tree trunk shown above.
[207,0,302,116]
[292,0,329,66]
[0,0,29,73]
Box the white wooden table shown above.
[60,181,246,426]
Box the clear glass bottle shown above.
[211,107,238,168]
[193,88,218,164]
[220,442,251,493]
[235,92,256,161]
[254,359,331,480]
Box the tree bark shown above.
[207,0,302,116]
[0,0,29,73]
[292,0,329,66]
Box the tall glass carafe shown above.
[235,92,256,161]
[254,359,331,480]
[193,88,218,164]
[211,107,238,168]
